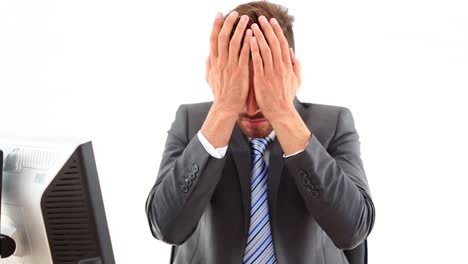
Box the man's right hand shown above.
[206,11,252,114]
[201,11,251,149]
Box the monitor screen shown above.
[0,137,115,264]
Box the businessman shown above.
[146,1,375,263]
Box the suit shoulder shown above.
[177,101,213,138]
[174,101,213,119]
[299,101,350,116]
[179,100,213,113]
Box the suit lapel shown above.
[266,133,284,234]
[229,123,251,234]
[267,97,305,241]
[229,96,305,241]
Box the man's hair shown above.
[228,1,295,51]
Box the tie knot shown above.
[250,136,273,156]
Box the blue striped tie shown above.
[242,136,277,264]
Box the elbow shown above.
[334,233,367,250]
[333,223,374,250]
[146,207,188,246]
[148,216,196,245]
[148,218,189,246]
[145,194,193,246]
[335,199,376,250]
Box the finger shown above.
[250,36,264,75]
[229,15,249,64]
[258,15,281,68]
[238,29,253,67]
[210,12,224,61]
[251,23,273,72]
[218,11,239,64]
[290,48,302,84]
[270,17,292,69]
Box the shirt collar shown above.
[248,130,276,142]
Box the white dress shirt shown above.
[196,129,309,164]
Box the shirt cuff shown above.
[282,139,310,158]
[197,130,228,159]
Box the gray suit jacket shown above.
[146,96,375,264]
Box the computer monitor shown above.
[0,137,115,264]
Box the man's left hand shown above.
[249,15,302,123]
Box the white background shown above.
[1,0,467,263]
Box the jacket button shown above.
[298,170,307,178]
[192,164,199,173]
[188,172,196,180]
[184,178,192,187]
[181,184,189,193]
[310,190,319,198]
[302,177,311,185]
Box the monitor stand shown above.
[1,150,16,258]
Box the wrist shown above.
[201,102,238,148]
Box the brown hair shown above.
[227,0,295,51]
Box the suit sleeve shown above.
[145,104,229,245]
[283,107,376,250]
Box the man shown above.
[145,1,375,263]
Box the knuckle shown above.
[210,34,217,43]
[229,39,239,50]
[227,61,236,69]
[240,44,248,53]
[216,61,226,71]
[272,39,280,47]
[218,33,229,43]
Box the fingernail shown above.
[271,18,278,25]
[216,12,223,19]
[251,23,259,30]
[240,15,248,22]
[229,11,238,17]
[259,15,267,22]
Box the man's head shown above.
[229,1,295,52]
[227,1,295,138]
